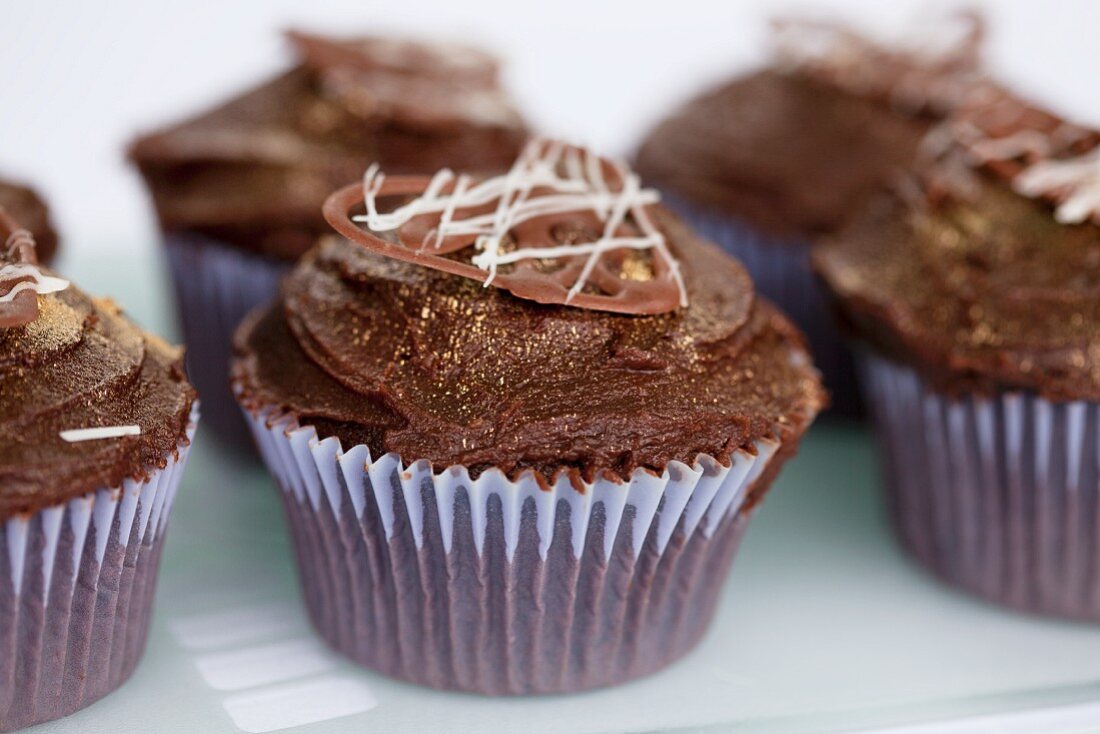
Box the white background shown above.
[3,0,1098,256]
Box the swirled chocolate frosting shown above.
[813,101,1100,400]
[636,70,930,237]
[0,277,197,519]
[635,15,992,238]
[0,177,58,264]
[233,212,825,489]
[130,32,528,261]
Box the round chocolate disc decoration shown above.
[323,139,689,315]
[916,92,1100,224]
[0,207,68,328]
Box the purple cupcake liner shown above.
[862,354,1100,620]
[0,408,197,731]
[242,405,789,695]
[165,234,289,455]
[661,194,859,417]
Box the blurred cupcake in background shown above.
[130,31,529,453]
[232,140,825,694]
[0,208,197,730]
[814,95,1100,619]
[635,11,996,416]
[0,175,58,264]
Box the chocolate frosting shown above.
[130,32,528,261]
[232,213,824,492]
[813,101,1100,400]
[0,177,58,264]
[635,15,992,238]
[0,256,197,518]
[635,70,931,237]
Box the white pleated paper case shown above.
[862,353,1100,619]
[0,407,198,732]
[244,405,790,695]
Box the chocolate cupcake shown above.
[232,140,825,694]
[0,210,197,729]
[130,31,528,452]
[814,95,1100,619]
[0,176,58,264]
[635,12,995,416]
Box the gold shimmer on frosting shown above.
[233,208,825,490]
[0,278,196,518]
[815,96,1100,400]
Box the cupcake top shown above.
[130,31,528,261]
[635,12,994,238]
[233,141,825,491]
[814,95,1100,400]
[0,177,58,264]
[0,209,197,518]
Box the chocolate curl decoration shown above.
[0,207,69,328]
[323,139,688,315]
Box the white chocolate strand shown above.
[60,425,142,443]
[965,130,1053,164]
[1015,147,1100,225]
[355,139,688,307]
[1,227,70,304]
[0,262,70,304]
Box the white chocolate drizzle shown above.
[923,96,1100,226]
[59,425,142,443]
[356,139,688,307]
[1,228,70,304]
[0,263,70,304]
[1015,147,1100,225]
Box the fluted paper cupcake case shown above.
[244,404,793,695]
[660,193,860,417]
[862,353,1100,620]
[166,234,288,454]
[0,407,197,731]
